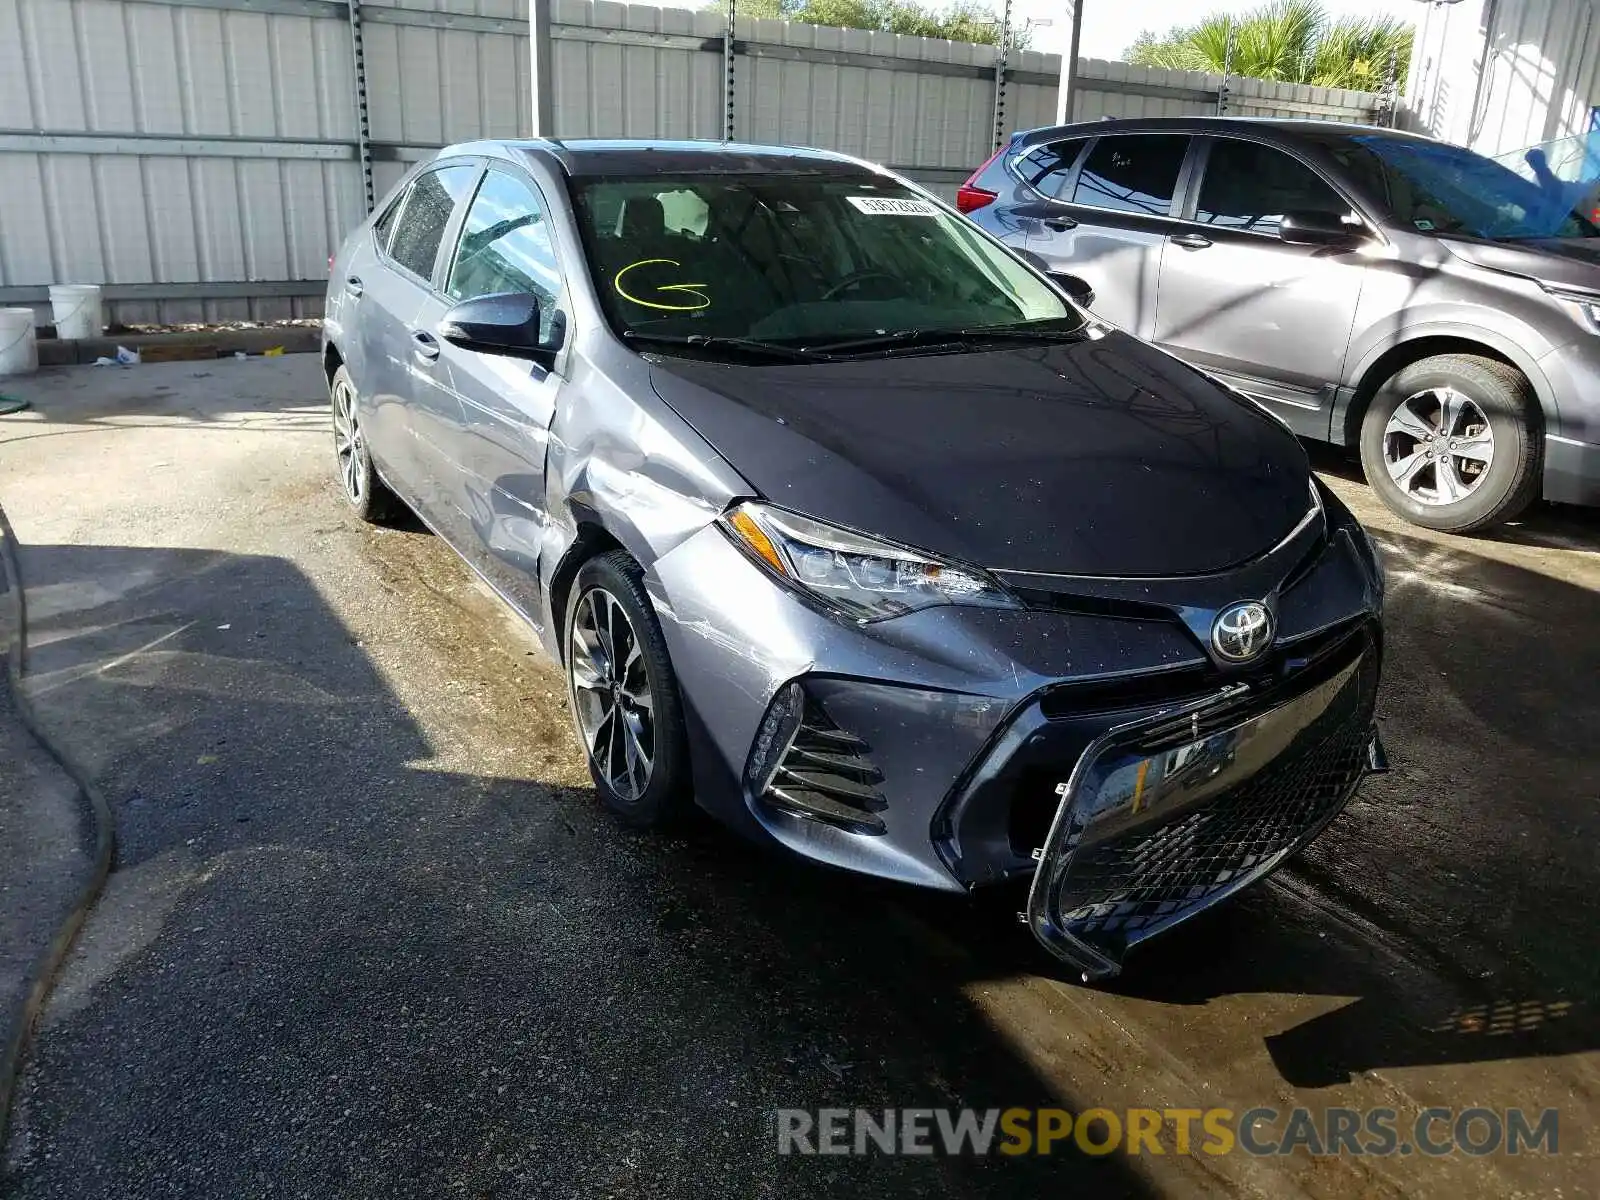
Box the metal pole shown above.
[723,0,737,142]
[529,0,554,137]
[991,0,1013,151]
[1055,1,1082,126]
[1216,18,1235,116]
[347,0,374,212]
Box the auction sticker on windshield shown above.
[847,196,939,216]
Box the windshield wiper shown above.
[803,324,1087,355]
[623,332,829,363]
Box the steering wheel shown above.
[821,269,905,302]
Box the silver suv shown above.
[961,116,1600,532]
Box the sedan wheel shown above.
[564,550,691,827]
[569,586,656,803]
[328,364,398,524]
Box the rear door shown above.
[1152,136,1368,436]
[1026,133,1195,335]
[367,160,481,526]
[427,163,570,618]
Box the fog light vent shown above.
[753,685,887,835]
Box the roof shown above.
[1012,115,1434,146]
[483,138,881,178]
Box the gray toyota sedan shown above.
[323,139,1387,977]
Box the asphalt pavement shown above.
[0,357,1594,1198]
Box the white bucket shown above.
[0,307,38,377]
[49,283,104,340]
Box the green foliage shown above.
[1126,0,1411,92]
[719,0,1022,48]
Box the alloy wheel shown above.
[569,586,656,802]
[331,377,368,506]
[1381,387,1495,507]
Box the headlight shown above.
[718,501,1019,623]
[1544,285,1600,333]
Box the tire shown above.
[563,550,692,828]
[1358,354,1542,533]
[329,364,400,524]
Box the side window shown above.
[446,169,563,341]
[1017,138,1088,199]
[373,193,404,250]
[1071,135,1191,217]
[387,164,478,282]
[1196,140,1352,235]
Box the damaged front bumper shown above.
[1024,630,1384,980]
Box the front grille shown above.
[1055,658,1374,950]
[761,692,888,835]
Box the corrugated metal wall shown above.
[0,0,1382,328]
[1405,0,1600,155]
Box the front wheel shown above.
[564,550,692,828]
[1358,354,1542,533]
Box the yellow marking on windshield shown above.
[614,258,711,311]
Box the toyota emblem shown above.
[1211,601,1274,663]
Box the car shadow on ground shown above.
[6,541,1150,1197]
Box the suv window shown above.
[1197,139,1351,235]
[387,164,478,282]
[1071,135,1190,217]
[1017,138,1088,199]
[446,169,564,342]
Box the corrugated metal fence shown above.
[0,0,1383,326]
[1405,0,1600,157]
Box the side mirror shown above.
[1278,210,1367,248]
[1052,272,1095,309]
[438,292,563,364]
[1015,249,1096,308]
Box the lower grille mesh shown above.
[1056,665,1374,942]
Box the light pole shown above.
[1055,1,1085,126]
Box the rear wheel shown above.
[564,550,692,828]
[1358,354,1542,533]
[330,365,400,524]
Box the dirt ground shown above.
[0,356,1593,1198]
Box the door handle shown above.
[411,329,440,362]
[345,275,364,297]
[1043,218,1075,232]
[1170,232,1213,250]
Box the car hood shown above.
[1442,236,1600,293]
[645,331,1313,577]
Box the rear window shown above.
[1071,135,1190,217]
[387,165,478,281]
[1017,138,1089,199]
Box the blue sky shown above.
[1016,0,1419,60]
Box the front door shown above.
[430,164,570,623]
[1153,136,1367,437]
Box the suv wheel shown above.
[1358,354,1542,533]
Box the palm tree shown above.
[1127,0,1411,93]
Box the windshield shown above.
[1324,134,1600,241]
[569,172,1080,352]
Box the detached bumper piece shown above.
[1026,642,1381,980]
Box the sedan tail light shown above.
[956,145,1006,213]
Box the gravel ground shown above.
[0,357,1593,1198]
